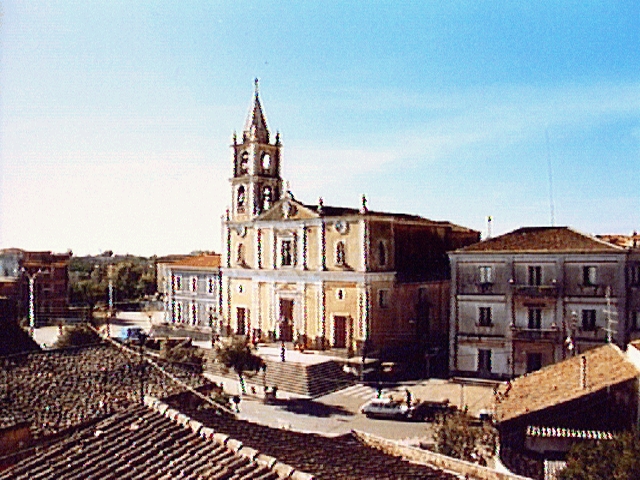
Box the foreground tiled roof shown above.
[0,401,310,480]
[0,344,209,439]
[456,226,625,254]
[0,321,40,356]
[164,392,458,480]
[495,344,639,423]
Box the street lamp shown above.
[21,268,47,338]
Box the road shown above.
[208,375,440,444]
[33,313,154,348]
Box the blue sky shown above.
[1,1,638,256]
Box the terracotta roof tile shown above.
[170,254,221,268]
[164,392,457,480]
[495,344,639,424]
[456,227,625,254]
[0,406,292,480]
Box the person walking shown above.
[232,394,241,413]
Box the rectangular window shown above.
[478,349,492,373]
[582,309,597,331]
[191,276,198,293]
[528,308,542,329]
[378,289,389,308]
[174,275,183,291]
[207,277,215,295]
[281,240,293,266]
[336,242,346,265]
[175,302,183,323]
[631,265,640,286]
[478,307,492,326]
[528,266,542,286]
[479,266,493,284]
[191,303,198,325]
[583,266,597,286]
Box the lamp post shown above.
[21,268,46,339]
[106,264,114,337]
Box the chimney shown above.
[580,355,588,389]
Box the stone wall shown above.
[354,430,532,480]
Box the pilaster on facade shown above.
[319,281,327,342]
[301,225,308,270]
[361,219,368,272]
[319,221,327,271]
[303,282,309,336]
[272,230,278,270]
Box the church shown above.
[222,82,479,366]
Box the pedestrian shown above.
[376,385,383,398]
[232,394,241,413]
[280,341,286,362]
[405,388,412,408]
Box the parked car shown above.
[116,327,147,345]
[410,399,456,421]
[360,398,411,420]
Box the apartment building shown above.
[449,227,632,379]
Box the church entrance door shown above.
[279,299,294,342]
[333,316,347,348]
[236,307,246,335]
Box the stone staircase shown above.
[205,350,356,398]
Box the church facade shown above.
[221,84,480,362]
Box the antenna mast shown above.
[546,130,555,226]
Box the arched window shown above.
[336,241,346,265]
[261,152,271,170]
[378,241,386,266]
[237,186,246,213]
[263,186,272,211]
[239,151,249,174]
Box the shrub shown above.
[54,324,102,349]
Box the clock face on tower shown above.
[261,152,271,170]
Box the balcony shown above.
[511,326,561,342]
[511,284,559,298]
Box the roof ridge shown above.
[145,396,314,479]
[566,226,628,251]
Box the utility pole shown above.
[106,264,115,337]
[21,268,46,338]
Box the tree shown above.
[434,410,497,465]
[54,324,102,349]
[213,336,265,394]
[160,342,204,373]
[558,431,640,480]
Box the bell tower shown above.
[230,79,283,222]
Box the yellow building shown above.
[222,84,479,365]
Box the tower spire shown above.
[243,78,269,143]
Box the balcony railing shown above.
[512,284,559,298]
[511,326,561,342]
